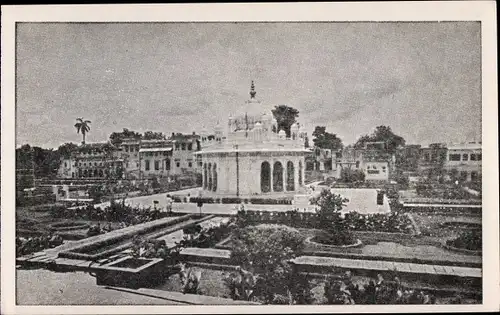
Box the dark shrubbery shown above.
[446,230,482,251]
[228,224,312,304]
[49,200,178,226]
[176,218,235,249]
[16,234,64,257]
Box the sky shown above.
[16,22,481,149]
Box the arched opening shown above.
[261,161,271,193]
[273,161,284,192]
[99,169,104,178]
[83,169,88,178]
[78,169,82,178]
[286,161,295,191]
[94,169,98,177]
[212,163,217,192]
[299,161,303,186]
[203,163,208,189]
[71,172,75,178]
[208,163,213,191]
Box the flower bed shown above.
[173,196,294,205]
[50,202,182,226]
[236,210,415,234]
[403,197,482,205]
[445,230,482,253]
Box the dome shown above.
[278,130,286,137]
[254,122,263,129]
[291,122,299,131]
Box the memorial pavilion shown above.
[195,82,310,196]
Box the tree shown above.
[354,126,405,154]
[57,142,78,159]
[109,128,142,146]
[340,168,366,183]
[310,189,349,227]
[143,131,166,140]
[271,105,299,138]
[74,118,91,145]
[230,224,310,304]
[312,126,343,151]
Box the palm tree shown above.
[74,118,91,145]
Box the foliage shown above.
[312,126,343,151]
[16,144,62,179]
[109,128,143,146]
[88,185,105,203]
[131,235,182,263]
[271,105,300,138]
[310,189,349,228]
[354,125,405,154]
[323,272,436,305]
[74,118,91,144]
[49,201,176,225]
[177,219,234,248]
[446,230,482,251]
[229,224,310,304]
[16,234,64,257]
[339,168,366,183]
[143,131,166,140]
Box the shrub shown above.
[446,230,482,251]
[229,224,309,304]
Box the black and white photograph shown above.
[1,2,498,314]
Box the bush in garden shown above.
[310,189,349,229]
[229,224,310,304]
[446,229,482,251]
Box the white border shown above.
[1,2,498,314]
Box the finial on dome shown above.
[250,80,256,99]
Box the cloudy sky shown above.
[16,22,481,149]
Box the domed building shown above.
[196,82,310,196]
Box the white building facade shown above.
[195,82,310,196]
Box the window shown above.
[382,166,387,172]
[155,160,160,170]
[125,147,129,152]
[462,154,469,161]
[175,143,180,150]
[176,162,180,168]
[460,171,468,181]
[449,154,461,161]
[126,162,129,168]
[477,154,482,161]
[188,162,192,168]
[166,159,171,171]
[470,154,477,161]
[145,160,150,171]
[198,161,203,167]
[367,169,380,174]
[424,153,430,161]
[64,162,67,168]
[181,143,186,150]
[188,143,193,150]
[471,171,479,182]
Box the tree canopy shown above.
[109,128,142,146]
[271,105,299,138]
[74,118,91,144]
[312,126,343,151]
[143,131,166,140]
[354,125,405,153]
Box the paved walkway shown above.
[92,186,391,215]
[16,269,256,305]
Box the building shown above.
[194,81,310,196]
[444,141,482,182]
[308,147,333,171]
[57,143,123,179]
[334,142,394,182]
[170,133,201,175]
[138,139,173,179]
[417,143,448,174]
